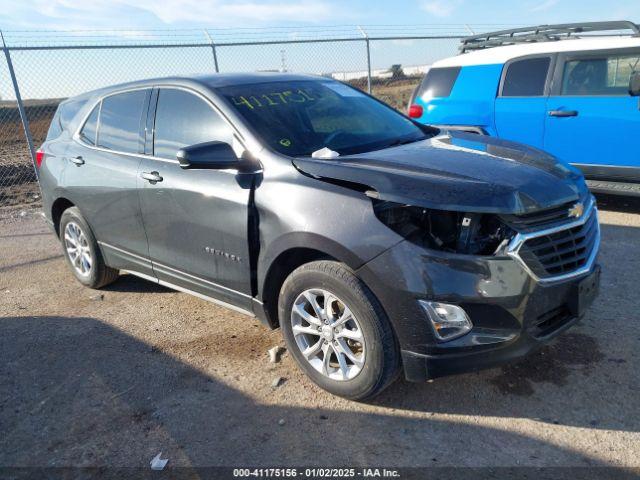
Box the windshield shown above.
[218,80,430,156]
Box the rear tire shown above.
[59,207,119,289]
[279,260,400,400]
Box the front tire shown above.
[279,260,400,400]
[59,207,119,289]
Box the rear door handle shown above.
[140,171,163,183]
[549,110,578,117]
[70,156,85,166]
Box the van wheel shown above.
[59,207,119,289]
[279,260,400,400]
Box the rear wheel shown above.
[279,260,400,400]
[59,207,119,289]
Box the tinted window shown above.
[59,98,86,129]
[97,90,147,153]
[153,89,234,160]
[502,57,551,97]
[415,67,461,99]
[219,80,430,156]
[79,104,99,146]
[46,110,63,140]
[562,54,640,95]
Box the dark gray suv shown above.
[37,73,601,399]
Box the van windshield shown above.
[218,80,430,156]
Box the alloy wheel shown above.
[290,289,366,381]
[64,221,92,276]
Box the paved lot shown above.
[1,195,639,471]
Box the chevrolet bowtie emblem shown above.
[568,202,584,218]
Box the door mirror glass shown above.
[177,141,240,170]
[630,71,640,96]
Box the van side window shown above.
[502,57,551,97]
[97,90,148,153]
[561,54,640,96]
[414,67,461,100]
[79,104,100,146]
[153,89,234,160]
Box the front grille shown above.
[501,201,578,231]
[515,207,599,279]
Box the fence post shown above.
[358,26,372,94]
[1,30,37,172]
[204,30,220,73]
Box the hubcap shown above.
[64,222,92,276]
[290,289,365,381]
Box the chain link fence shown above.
[0,28,464,218]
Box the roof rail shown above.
[459,21,640,53]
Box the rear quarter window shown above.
[45,109,63,140]
[46,98,86,140]
[501,57,551,97]
[414,67,461,100]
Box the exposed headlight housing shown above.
[373,201,514,255]
[419,300,473,341]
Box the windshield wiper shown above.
[384,136,425,149]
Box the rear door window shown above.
[501,57,551,97]
[97,90,148,153]
[79,104,99,146]
[152,88,234,160]
[561,53,640,96]
[414,67,461,99]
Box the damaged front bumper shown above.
[356,233,601,382]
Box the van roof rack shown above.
[460,21,640,53]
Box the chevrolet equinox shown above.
[38,73,601,399]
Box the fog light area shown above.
[419,300,473,341]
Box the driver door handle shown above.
[549,110,578,117]
[140,171,163,183]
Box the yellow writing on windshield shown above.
[231,89,316,109]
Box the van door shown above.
[137,87,254,312]
[544,50,640,180]
[494,56,553,149]
[65,88,154,276]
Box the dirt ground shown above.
[1,194,639,474]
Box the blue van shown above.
[409,21,640,196]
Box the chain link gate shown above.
[0,29,462,219]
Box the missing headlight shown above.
[373,201,514,255]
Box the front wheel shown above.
[278,261,400,400]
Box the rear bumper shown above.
[356,236,601,382]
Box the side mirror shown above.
[629,71,640,97]
[177,141,241,170]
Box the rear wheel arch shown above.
[51,197,75,236]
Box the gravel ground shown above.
[1,194,639,473]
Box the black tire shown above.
[279,260,400,400]
[59,206,119,289]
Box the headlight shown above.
[373,200,514,255]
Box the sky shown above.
[1,0,639,100]
[1,0,639,32]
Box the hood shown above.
[292,131,587,215]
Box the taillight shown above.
[408,104,424,118]
[36,149,45,168]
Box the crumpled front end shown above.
[355,195,601,381]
